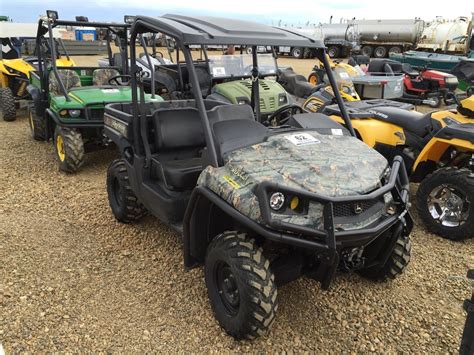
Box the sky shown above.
[1,0,473,26]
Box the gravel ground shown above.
[1,55,473,352]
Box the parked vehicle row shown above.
[0,10,472,345]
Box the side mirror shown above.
[124,15,135,24]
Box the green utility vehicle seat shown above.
[48,69,81,96]
[92,68,121,86]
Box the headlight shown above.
[4,65,24,76]
[269,192,285,211]
[236,97,249,105]
[68,109,81,118]
[278,93,288,105]
[445,77,458,85]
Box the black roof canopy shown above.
[131,14,325,48]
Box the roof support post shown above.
[321,50,356,137]
[183,45,219,167]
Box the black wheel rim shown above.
[215,261,240,315]
[112,176,124,207]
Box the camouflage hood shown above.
[198,131,389,228]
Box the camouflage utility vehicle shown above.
[105,15,413,339]
[27,11,161,173]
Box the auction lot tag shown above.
[101,89,120,94]
[212,67,226,76]
[285,133,320,146]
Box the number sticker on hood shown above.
[101,89,120,94]
[285,133,320,146]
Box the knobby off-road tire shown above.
[0,87,16,121]
[359,233,411,281]
[416,168,474,240]
[107,159,147,223]
[205,232,277,340]
[54,126,85,173]
[28,106,46,141]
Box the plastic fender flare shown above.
[0,63,9,87]
[329,115,405,148]
[412,137,474,172]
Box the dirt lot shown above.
[0,54,473,352]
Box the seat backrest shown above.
[195,66,212,96]
[92,68,120,86]
[207,104,255,123]
[49,69,81,96]
[368,59,401,74]
[213,119,269,160]
[279,69,316,98]
[152,108,205,151]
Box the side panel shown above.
[329,115,405,148]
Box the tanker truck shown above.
[354,19,425,58]
[312,23,359,58]
[416,16,473,55]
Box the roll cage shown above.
[36,11,130,102]
[128,14,356,168]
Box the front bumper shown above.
[46,108,104,128]
[255,155,412,247]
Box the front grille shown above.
[333,200,379,217]
[89,108,105,120]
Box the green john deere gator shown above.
[27,11,161,173]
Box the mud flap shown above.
[310,252,340,290]
[309,202,339,290]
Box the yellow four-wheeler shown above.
[0,36,74,121]
[316,94,474,240]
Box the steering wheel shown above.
[108,75,131,86]
[266,104,305,126]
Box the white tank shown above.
[416,17,473,53]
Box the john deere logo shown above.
[353,203,363,214]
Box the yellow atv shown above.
[279,65,360,112]
[315,93,474,240]
[0,38,74,121]
[308,57,361,86]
